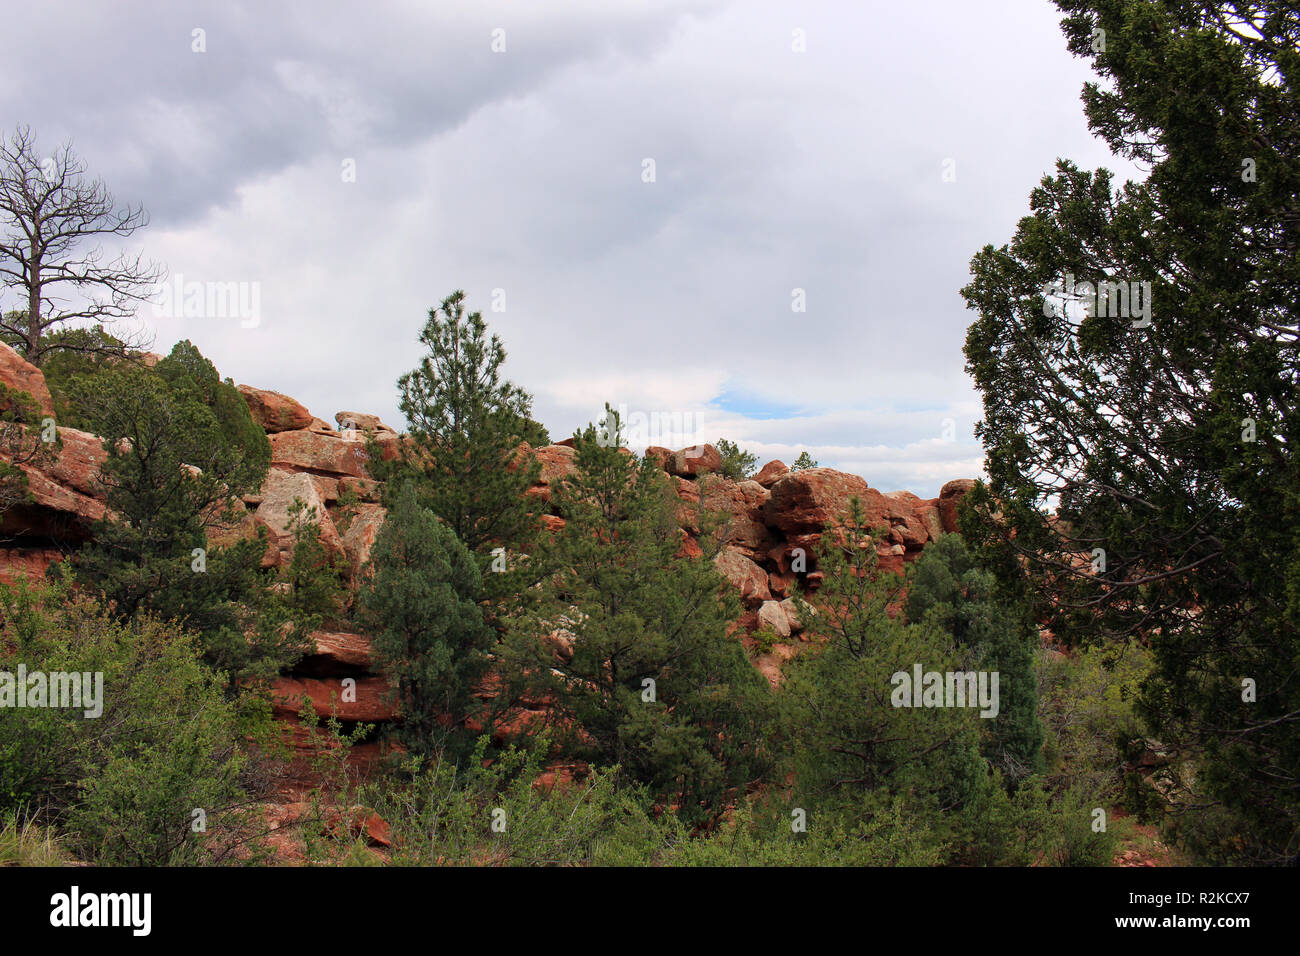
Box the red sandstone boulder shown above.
[334,411,395,435]
[535,444,577,484]
[237,385,314,433]
[341,503,387,579]
[757,600,791,639]
[268,428,372,479]
[665,444,722,478]
[643,446,672,471]
[701,477,772,557]
[0,342,54,418]
[527,444,579,504]
[254,469,344,565]
[713,548,772,606]
[302,631,374,672]
[780,597,811,633]
[764,467,871,535]
[271,675,397,722]
[754,459,789,488]
[882,491,930,548]
[939,479,977,534]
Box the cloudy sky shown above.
[2,0,1139,497]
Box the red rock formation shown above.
[268,429,373,479]
[0,342,55,417]
[270,675,398,723]
[939,478,977,534]
[237,385,314,433]
[754,459,789,488]
[713,548,772,606]
[665,443,722,478]
[254,469,344,566]
[0,354,986,817]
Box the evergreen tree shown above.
[385,291,545,587]
[60,341,297,688]
[359,481,493,762]
[904,533,1045,784]
[961,0,1300,862]
[791,451,818,471]
[506,407,773,824]
[714,438,757,480]
[782,498,993,856]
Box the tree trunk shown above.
[26,258,41,366]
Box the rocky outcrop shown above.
[527,444,579,503]
[340,503,387,581]
[754,459,789,488]
[665,443,722,478]
[764,467,871,536]
[334,411,396,435]
[0,342,55,417]
[939,478,977,534]
[270,675,398,723]
[713,548,772,607]
[0,356,981,806]
[268,428,373,479]
[253,468,344,565]
[237,385,314,433]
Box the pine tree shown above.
[904,533,1044,784]
[506,407,773,823]
[359,481,492,762]
[962,0,1300,862]
[782,498,994,855]
[386,291,545,582]
[60,341,295,688]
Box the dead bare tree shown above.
[0,124,160,366]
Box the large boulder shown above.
[334,411,396,435]
[757,600,791,639]
[701,477,773,557]
[527,444,579,504]
[881,491,931,549]
[939,479,977,535]
[713,548,772,606]
[253,468,344,566]
[237,385,314,433]
[665,444,722,478]
[268,428,372,479]
[271,675,397,722]
[0,342,54,418]
[643,446,672,471]
[754,460,789,488]
[764,467,871,536]
[341,503,387,580]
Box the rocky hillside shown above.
[0,340,976,800]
